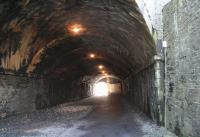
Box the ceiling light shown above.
[98,65,104,69]
[101,70,105,74]
[89,53,95,58]
[67,23,85,35]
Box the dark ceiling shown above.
[0,0,155,80]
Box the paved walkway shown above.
[0,94,176,137]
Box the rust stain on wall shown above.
[1,24,37,71]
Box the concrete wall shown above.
[0,74,90,119]
[163,0,200,136]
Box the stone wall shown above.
[163,0,200,136]
[0,74,90,119]
[123,56,165,125]
[136,0,171,39]
[0,75,48,119]
[123,64,156,120]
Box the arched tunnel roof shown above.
[86,74,121,84]
[0,0,155,80]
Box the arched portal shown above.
[0,0,158,125]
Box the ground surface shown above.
[0,94,176,137]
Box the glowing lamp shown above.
[98,65,104,69]
[101,70,105,74]
[67,23,85,35]
[89,53,95,58]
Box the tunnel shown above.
[0,0,176,137]
[0,0,156,113]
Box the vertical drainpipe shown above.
[154,55,165,126]
[163,41,168,127]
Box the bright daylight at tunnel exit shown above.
[0,0,199,137]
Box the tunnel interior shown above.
[0,0,157,122]
[1,1,200,137]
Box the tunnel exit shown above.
[93,82,109,96]
[0,0,198,136]
[93,81,122,97]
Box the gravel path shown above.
[0,95,177,137]
[0,100,94,137]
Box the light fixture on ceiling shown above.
[89,53,95,58]
[98,65,104,69]
[67,23,85,35]
[101,70,105,74]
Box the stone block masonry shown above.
[0,74,90,119]
[123,55,165,126]
[163,0,200,136]
[0,75,48,119]
[123,63,156,121]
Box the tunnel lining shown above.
[0,0,157,122]
[0,0,155,80]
